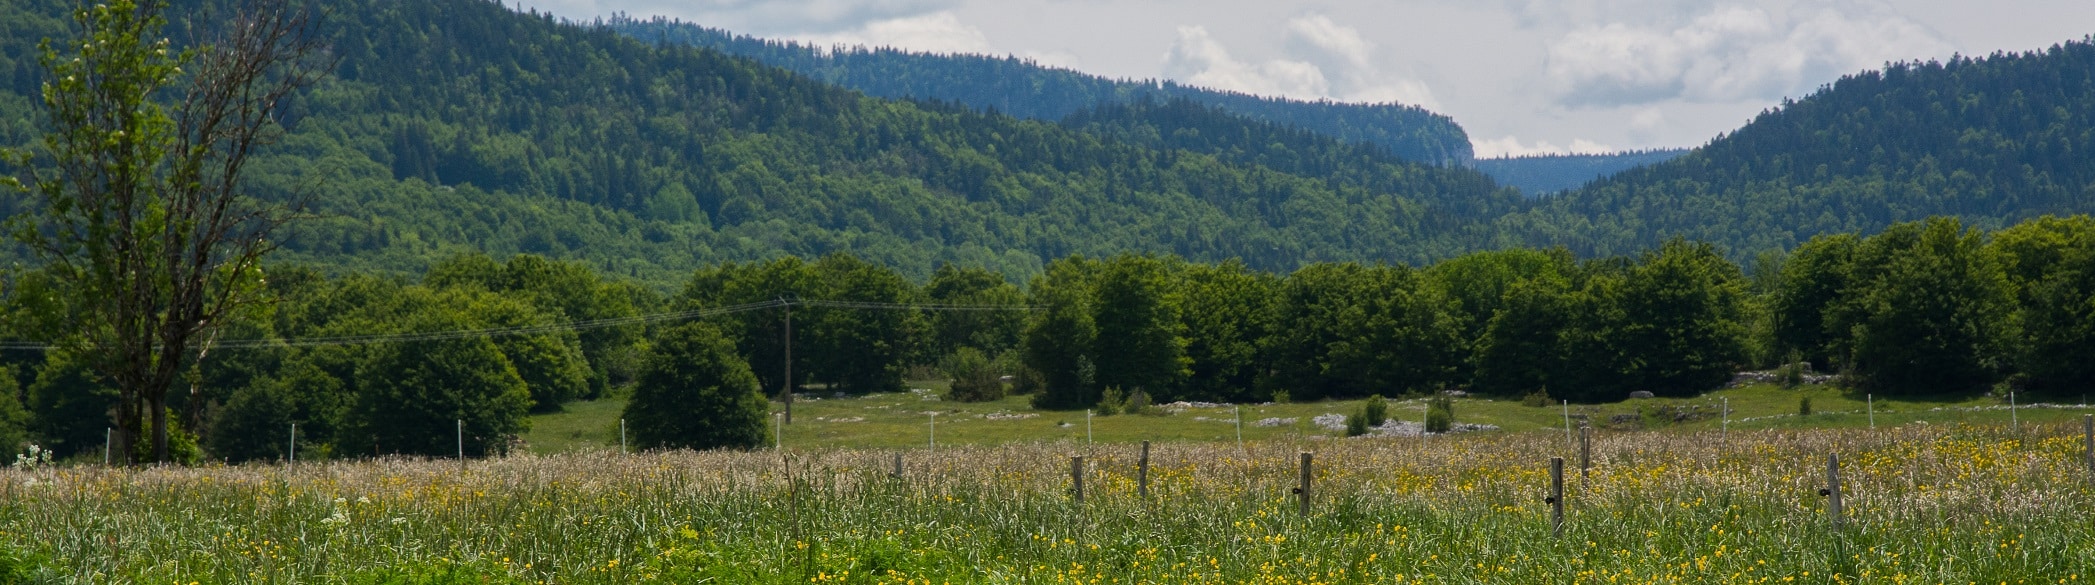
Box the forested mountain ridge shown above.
[1515,41,2095,257]
[607,16,1475,166]
[0,0,1524,284]
[1469,149,1689,197]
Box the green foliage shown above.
[1469,149,1689,196]
[1095,387,1124,416]
[940,348,1005,403]
[1021,258,1100,410]
[0,366,27,456]
[681,254,924,396]
[1270,263,1465,401]
[624,322,768,451]
[127,409,200,466]
[1122,387,1154,416]
[1989,216,2095,395]
[428,254,649,396]
[921,265,1027,360]
[1519,46,2095,258]
[1424,396,1454,433]
[207,376,298,463]
[1798,395,1813,416]
[461,293,592,412]
[1362,395,1388,427]
[342,310,534,457]
[1177,261,1278,403]
[613,18,1476,165]
[1611,239,1749,396]
[25,349,116,459]
[1345,410,1370,437]
[0,542,55,585]
[1830,219,2014,395]
[1089,255,1190,400]
[1519,389,1552,408]
[0,0,1525,286]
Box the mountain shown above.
[1469,150,1689,197]
[1514,42,2095,257]
[607,17,1475,166]
[0,0,1522,285]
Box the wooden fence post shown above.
[2083,414,2092,484]
[892,452,903,479]
[1071,455,1085,503]
[1549,457,1565,537]
[1824,453,1844,528]
[1139,441,1151,498]
[1578,426,1591,481]
[1297,452,1313,516]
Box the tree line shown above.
[6,214,2089,460]
[0,0,1522,286]
[606,15,1475,166]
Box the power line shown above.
[0,298,1039,351]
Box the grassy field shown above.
[4,421,2093,583]
[524,382,2095,453]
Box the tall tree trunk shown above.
[115,389,136,465]
[151,394,168,463]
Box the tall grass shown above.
[2,423,2091,583]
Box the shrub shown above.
[1345,410,1371,437]
[1270,388,1291,404]
[1521,388,1553,408]
[1123,387,1155,416]
[1777,362,1805,388]
[1096,387,1125,415]
[941,348,1006,403]
[1362,394,1388,426]
[1425,395,1454,433]
[625,322,769,451]
[1798,395,1813,416]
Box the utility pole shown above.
[783,298,793,425]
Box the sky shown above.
[513,0,2095,158]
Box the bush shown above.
[1362,394,1388,426]
[1345,410,1371,437]
[1798,395,1813,416]
[1777,362,1805,388]
[1096,387,1124,415]
[625,322,769,451]
[1425,395,1454,433]
[941,348,1006,403]
[1123,387,1154,416]
[1520,388,1553,408]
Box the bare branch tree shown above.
[2,0,329,464]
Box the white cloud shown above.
[1544,2,1952,107]
[1163,25,1332,98]
[1161,15,1439,108]
[1020,50,1083,71]
[1473,136,1617,158]
[793,11,994,54]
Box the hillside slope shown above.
[608,17,1475,166]
[0,0,1522,284]
[1514,42,2095,257]
[1469,150,1689,197]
